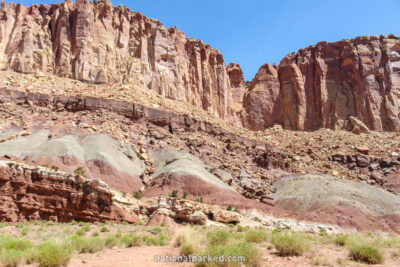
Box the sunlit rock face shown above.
[0,0,236,122]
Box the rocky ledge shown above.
[0,160,138,223]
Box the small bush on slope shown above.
[347,239,383,264]
[244,229,267,243]
[271,231,308,256]
[32,241,73,267]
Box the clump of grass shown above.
[271,231,308,256]
[100,226,108,232]
[0,249,22,267]
[91,232,99,237]
[105,234,120,248]
[207,229,230,246]
[133,192,142,199]
[347,240,383,264]
[33,241,72,267]
[169,189,179,198]
[74,167,86,177]
[21,228,29,236]
[244,229,267,243]
[142,233,168,246]
[334,234,348,246]
[0,236,31,251]
[150,227,162,235]
[180,243,194,256]
[236,225,244,232]
[75,228,85,236]
[120,235,142,248]
[68,235,105,253]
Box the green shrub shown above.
[226,205,232,211]
[120,235,142,248]
[236,225,244,232]
[180,243,194,256]
[169,189,179,198]
[334,234,348,246]
[81,225,90,232]
[271,232,308,256]
[348,242,383,264]
[150,227,162,235]
[133,192,142,199]
[91,232,99,237]
[244,229,267,243]
[0,236,31,251]
[207,229,230,246]
[0,249,22,267]
[75,228,85,236]
[100,226,108,232]
[182,192,187,199]
[68,236,105,253]
[105,234,120,248]
[21,228,29,236]
[160,222,166,227]
[51,166,59,171]
[142,233,169,246]
[34,241,72,267]
[74,167,86,177]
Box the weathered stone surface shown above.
[0,0,235,121]
[227,63,246,114]
[277,36,400,132]
[0,160,139,223]
[1,0,400,132]
[241,64,282,130]
[242,35,400,132]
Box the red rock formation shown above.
[243,35,400,132]
[227,63,246,114]
[0,160,139,223]
[0,1,399,132]
[0,0,235,121]
[241,64,282,130]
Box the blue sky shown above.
[13,0,400,80]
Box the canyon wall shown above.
[243,35,400,131]
[0,0,235,121]
[0,1,399,132]
[0,160,138,223]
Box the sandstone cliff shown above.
[0,0,235,121]
[0,160,138,223]
[1,1,399,132]
[243,35,400,131]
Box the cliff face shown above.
[0,0,235,121]
[241,63,282,130]
[243,35,400,131]
[0,1,399,132]
[0,160,138,223]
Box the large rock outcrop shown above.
[0,1,399,132]
[241,63,282,130]
[243,35,400,132]
[0,160,139,223]
[0,0,235,121]
[0,131,145,193]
